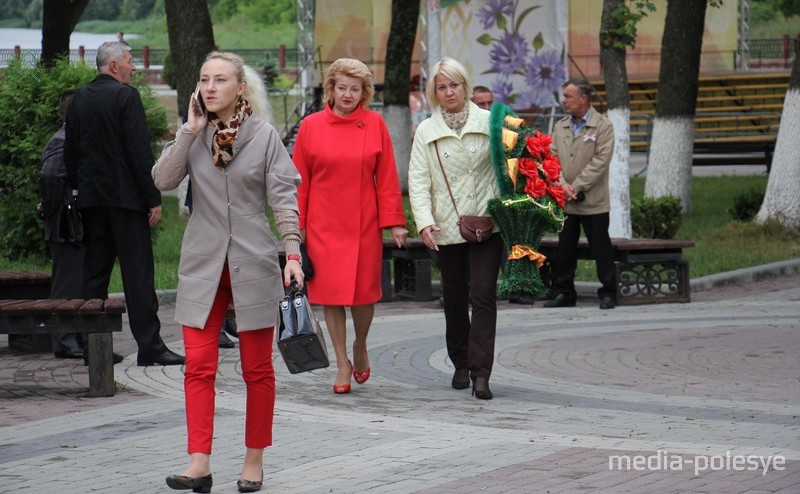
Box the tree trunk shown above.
[164,0,215,121]
[41,0,89,66]
[600,0,632,238]
[644,0,709,214]
[383,0,420,193]
[754,53,800,232]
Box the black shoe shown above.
[166,473,212,493]
[219,330,235,348]
[82,352,124,366]
[471,376,493,400]
[55,348,84,359]
[451,368,470,390]
[137,348,186,366]
[600,296,616,310]
[223,318,238,338]
[543,293,576,308]
[509,294,535,305]
[237,471,263,493]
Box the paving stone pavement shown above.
[1,267,799,494]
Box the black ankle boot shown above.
[471,376,493,400]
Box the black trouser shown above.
[552,212,616,300]
[49,240,86,352]
[437,234,503,379]
[81,207,165,355]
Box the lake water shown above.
[0,28,138,49]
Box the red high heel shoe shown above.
[353,345,370,384]
[333,360,352,394]
[353,367,370,385]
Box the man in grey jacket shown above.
[545,78,616,310]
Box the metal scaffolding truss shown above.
[296,0,316,108]
[739,0,751,70]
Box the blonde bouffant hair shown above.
[323,58,374,109]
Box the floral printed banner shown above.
[440,0,568,111]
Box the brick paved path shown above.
[1,272,799,493]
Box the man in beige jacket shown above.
[545,78,617,310]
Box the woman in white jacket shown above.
[408,58,502,400]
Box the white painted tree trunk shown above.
[755,88,800,232]
[644,117,694,214]
[607,107,632,238]
[177,176,190,217]
[383,104,412,192]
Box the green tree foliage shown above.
[81,0,121,21]
[211,0,296,25]
[0,58,167,261]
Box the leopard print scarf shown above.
[441,104,469,136]
[209,98,253,168]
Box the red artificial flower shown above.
[517,157,539,178]
[524,173,547,198]
[541,156,561,182]
[525,133,548,159]
[547,183,566,209]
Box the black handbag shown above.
[59,194,84,247]
[299,243,314,280]
[276,282,329,374]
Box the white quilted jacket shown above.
[408,102,500,246]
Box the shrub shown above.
[631,196,682,239]
[0,57,167,261]
[262,56,280,88]
[728,187,765,222]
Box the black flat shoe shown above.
[451,368,470,390]
[55,348,84,359]
[471,376,493,400]
[138,348,185,366]
[237,473,263,493]
[599,296,616,310]
[166,473,212,493]
[543,293,576,308]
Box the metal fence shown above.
[0,46,299,68]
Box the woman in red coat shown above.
[293,58,408,394]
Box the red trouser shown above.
[182,264,275,454]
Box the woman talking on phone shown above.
[152,51,304,493]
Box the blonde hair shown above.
[203,51,273,123]
[426,57,473,109]
[323,58,374,109]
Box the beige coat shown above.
[152,117,300,331]
[408,102,500,245]
[551,107,615,215]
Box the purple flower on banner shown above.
[477,0,515,30]
[525,50,567,94]
[492,77,514,104]
[518,88,558,109]
[490,32,530,77]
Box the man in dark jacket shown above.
[65,41,184,366]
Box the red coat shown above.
[293,105,405,305]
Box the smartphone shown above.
[193,83,206,114]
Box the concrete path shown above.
[1,268,799,493]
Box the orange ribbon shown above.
[508,245,546,268]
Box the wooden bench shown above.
[0,298,126,397]
[538,237,694,305]
[381,237,433,302]
[0,270,54,351]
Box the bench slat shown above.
[78,299,105,314]
[103,298,127,314]
[0,299,37,316]
[53,299,91,313]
